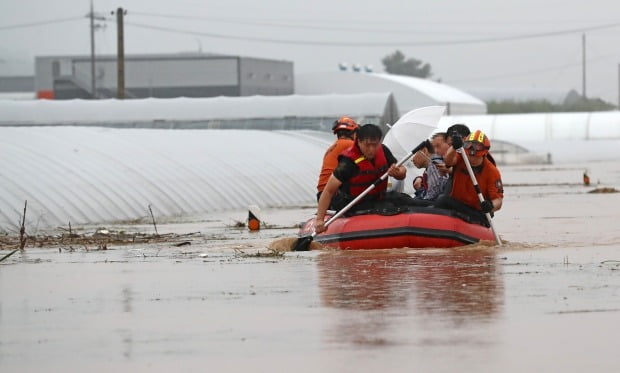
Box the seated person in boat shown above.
[411,140,449,201]
[434,124,473,179]
[433,130,504,226]
[430,131,451,176]
[316,116,359,202]
[314,124,406,233]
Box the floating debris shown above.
[0,249,18,263]
[0,230,203,250]
[588,187,619,194]
[233,247,284,258]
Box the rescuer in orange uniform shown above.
[435,130,504,226]
[316,116,359,201]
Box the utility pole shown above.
[88,2,105,99]
[89,0,96,99]
[115,7,126,99]
[618,63,620,109]
[582,33,586,98]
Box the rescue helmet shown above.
[463,130,491,157]
[332,116,359,134]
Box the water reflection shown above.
[318,250,417,311]
[411,249,503,320]
[120,286,133,360]
[317,248,504,345]
[122,286,133,313]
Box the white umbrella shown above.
[383,105,446,160]
[383,106,446,192]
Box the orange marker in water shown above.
[248,205,261,231]
[583,171,590,186]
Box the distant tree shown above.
[486,99,555,114]
[561,89,616,111]
[382,50,433,78]
[487,90,616,114]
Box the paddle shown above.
[457,147,503,246]
[292,139,432,251]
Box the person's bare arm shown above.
[315,175,342,233]
[388,164,406,180]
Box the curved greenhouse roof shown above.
[0,127,331,231]
[439,111,620,141]
[295,72,486,116]
[0,93,399,129]
[438,111,620,163]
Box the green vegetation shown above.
[487,90,617,114]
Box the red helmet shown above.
[464,130,491,157]
[332,116,359,134]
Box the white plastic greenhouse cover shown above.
[295,72,486,115]
[0,93,396,126]
[0,127,332,231]
[438,111,620,162]
[439,111,620,141]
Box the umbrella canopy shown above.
[383,106,446,192]
[383,105,445,160]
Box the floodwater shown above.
[2,160,620,372]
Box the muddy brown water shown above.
[1,160,620,372]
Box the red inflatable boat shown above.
[298,207,495,250]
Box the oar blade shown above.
[292,235,314,251]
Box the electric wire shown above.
[118,19,620,47]
[0,16,84,30]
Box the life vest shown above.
[340,144,389,199]
[317,138,354,192]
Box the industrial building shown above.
[34,53,294,100]
[0,76,35,100]
[30,52,485,117]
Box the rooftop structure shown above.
[295,71,486,116]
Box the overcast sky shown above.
[2,0,620,104]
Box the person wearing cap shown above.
[434,130,504,226]
[315,124,406,233]
[316,116,359,201]
[446,123,496,166]
[446,123,471,140]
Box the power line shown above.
[0,16,84,30]
[129,11,510,36]
[449,63,579,84]
[448,53,620,84]
[130,11,620,28]
[120,19,620,47]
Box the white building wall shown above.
[73,57,240,89]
